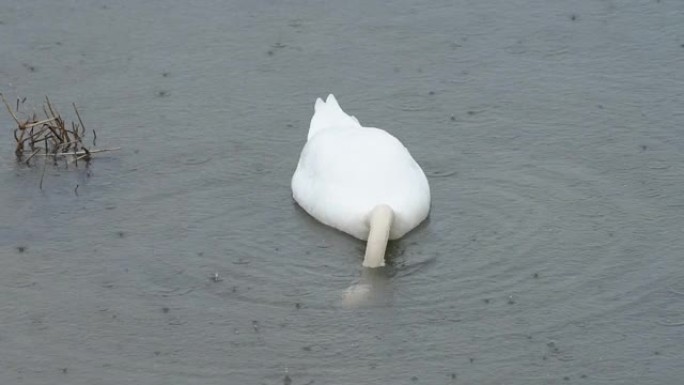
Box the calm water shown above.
[1,1,683,384]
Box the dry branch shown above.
[2,93,118,167]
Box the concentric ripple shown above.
[381,160,667,332]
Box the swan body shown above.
[291,94,430,267]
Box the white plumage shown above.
[292,94,430,267]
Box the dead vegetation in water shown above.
[1,93,119,188]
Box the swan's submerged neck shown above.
[363,205,394,268]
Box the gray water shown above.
[1,1,683,384]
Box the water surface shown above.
[1,1,683,384]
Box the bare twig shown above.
[73,102,86,135]
[24,117,58,129]
[33,147,120,157]
[4,95,116,171]
[44,96,57,119]
[24,148,41,165]
[0,92,22,126]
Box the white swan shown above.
[291,94,430,268]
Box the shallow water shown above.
[1,0,684,384]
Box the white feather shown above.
[292,94,430,242]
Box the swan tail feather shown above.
[314,97,325,112]
[308,94,361,140]
[325,93,339,107]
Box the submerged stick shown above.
[39,155,47,190]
